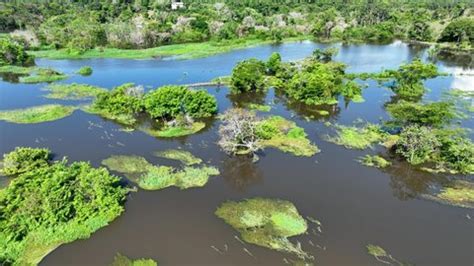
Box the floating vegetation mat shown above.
[248,103,272,112]
[141,122,206,138]
[258,116,319,157]
[43,83,105,100]
[326,123,388,149]
[0,104,76,124]
[19,68,67,84]
[0,65,33,75]
[77,66,93,76]
[359,155,391,168]
[423,180,474,209]
[82,105,137,126]
[366,244,408,265]
[110,253,157,266]
[102,155,219,190]
[153,149,202,166]
[215,198,311,259]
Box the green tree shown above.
[388,59,438,100]
[395,125,440,165]
[386,101,455,128]
[1,147,51,176]
[438,18,474,44]
[230,58,266,94]
[266,52,281,75]
[0,37,34,66]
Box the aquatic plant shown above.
[77,66,93,76]
[395,125,440,165]
[366,244,407,265]
[359,155,391,168]
[425,180,474,209]
[111,253,157,266]
[43,83,105,100]
[257,116,319,157]
[102,155,219,190]
[386,101,455,128]
[0,37,34,66]
[1,147,51,176]
[215,198,311,259]
[19,68,67,84]
[153,149,202,166]
[326,123,386,149]
[0,65,33,75]
[0,104,77,124]
[0,161,127,265]
[143,122,205,138]
[248,103,271,112]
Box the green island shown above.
[111,253,157,266]
[359,155,392,169]
[42,83,106,100]
[0,147,127,265]
[215,198,311,259]
[0,104,77,124]
[101,154,219,190]
[77,66,93,76]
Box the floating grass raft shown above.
[19,68,67,84]
[142,122,206,138]
[153,149,202,166]
[258,116,319,157]
[0,104,76,124]
[111,253,157,266]
[359,155,391,168]
[366,244,407,265]
[423,180,474,209]
[43,83,105,100]
[215,198,311,259]
[326,123,387,149]
[101,155,219,190]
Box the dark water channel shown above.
[0,41,473,265]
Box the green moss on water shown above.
[0,104,76,124]
[257,116,319,157]
[142,122,206,138]
[43,83,105,100]
[359,155,391,168]
[101,155,219,190]
[215,198,310,259]
[153,149,202,166]
[327,124,386,149]
[77,66,93,76]
[248,103,272,112]
[111,253,157,266]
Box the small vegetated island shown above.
[0,147,127,265]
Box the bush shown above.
[230,59,266,94]
[92,83,144,118]
[77,66,92,76]
[1,147,51,175]
[266,52,282,75]
[395,125,440,165]
[0,37,34,66]
[386,101,455,128]
[144,86,217,120]
[438,18,474,44]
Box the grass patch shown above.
[43,83,105,100]
[82,105,137,126]
[366,244,407,265]
[257,116,319,157]
[29,36,310,60]
[359,155,391,168]
[326,124,386,149]
[248,103,272,112]
[0,104,76,124]
[141,122,205,138]
[111,253,157,266]
[215,198,310,259]
[19,68,67,84]
[77,66,93,76]
[153,149,202,166]
[101,155,219,190]
[424,180,474,209]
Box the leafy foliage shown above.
[1,147,51,176]
[77,66,93,76]
[230,59,266,94]
[111,253,157,266]
[395,125,440,165]
[0,37,34,66]
[438,18,474,44]
[386,101,455,128]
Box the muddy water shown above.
[0,41,473,266]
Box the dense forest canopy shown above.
[0,0,472,55]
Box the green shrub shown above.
[395,125,440,165]
[266,52,281,75]
[144,86,217,120]
[1,147,51,176]
[438,18,474,44]
[77,66,92,76]
[0,37,34,66]
[386,101,455,128]
[230,59,266,94]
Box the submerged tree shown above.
[230,58,266,94]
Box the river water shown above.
[0,41,473,265]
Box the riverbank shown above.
[29,36,311,60]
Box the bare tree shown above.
[218,108,262,156]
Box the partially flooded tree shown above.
[218,108,261,156]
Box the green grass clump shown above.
[257,116,319,157]
[43,83,105,100]
[153,149,202,166]
[19,68,67,84]
[0,65,34,75]
[424,180,474,209]
[327,124,386,149]
[248,103,271,112]
[142,122,206,138]
[111,253,157,266]
[77,66,93,76]
[359,155,391,168]
[366,244,406,265]
[101,155,219,190]
[216,198,310,259]
[0,161,127,265]
[1,147,51,176]
[0,104,77,124]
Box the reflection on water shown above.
[221,155,263,192]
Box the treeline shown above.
[0,0,473,54]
